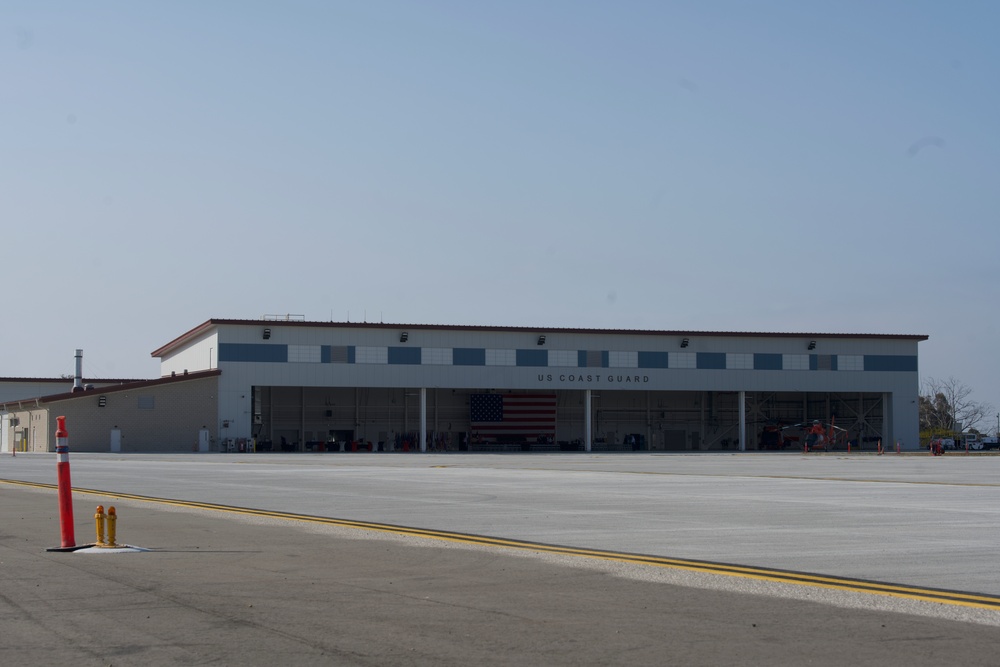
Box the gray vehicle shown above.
[980,437,1000,451]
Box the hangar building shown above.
[159,318,924,453]
[2,318,926,454]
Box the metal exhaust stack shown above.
[72,349,83,393]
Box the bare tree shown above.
[920,377,994,433]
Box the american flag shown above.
[470,393,557,442]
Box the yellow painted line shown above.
[6,477,1000,611]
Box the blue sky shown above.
[4,1,998,426]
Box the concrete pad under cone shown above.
[74,545,149,554]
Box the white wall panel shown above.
[609,351,638,368]
[726,353,753,370]
[422,348,453,365]
[670,352,696,369]
[161,332,218,375]
[547,350,577,367]
[838,355,863,371]
[288,345,321,363]
[486,349,516,366]
[355,347,388,364]
[783,354,810,370]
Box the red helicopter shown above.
[756,418,848,452]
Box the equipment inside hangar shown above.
[249,385,888,453]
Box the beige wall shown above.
[3,376,219,453]
[5,408,48,453]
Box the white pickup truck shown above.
[952,434,999,450]
[929,434,997,451]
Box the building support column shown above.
[402,390,408,436]
[701,392,707,451]
[420,387,427,453]
[585,389,592,452]
[883,392,893,451]
[859,393,864,445]
[645,391,651,452]
[739,390,747,452]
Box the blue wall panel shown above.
[388,347,421,365]
[516,349,548,367]
[638,351,669,369]
[219,343,287,363]
[864,355,918,372]
[697,352,726,370]
[754,353,782,370]
[453,348,486,366]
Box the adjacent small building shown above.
[0,372,219,454]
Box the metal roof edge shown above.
[168,318,928,341]
[0,369,221,409]
[150,319,217,358]
[0,377,145,384]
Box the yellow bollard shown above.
[94,505,106,546]
[105,506,118,548]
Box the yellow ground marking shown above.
[6,477,1000,611]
